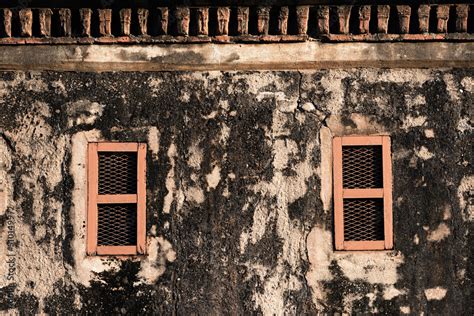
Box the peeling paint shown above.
[427,223,450,242]
[0,69,472,314]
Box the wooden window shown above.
[333,136,393,251]
[87,142,146,256]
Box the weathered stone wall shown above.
[0,69,472,314]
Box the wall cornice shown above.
[0,42,472,71]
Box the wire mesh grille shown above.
[98,204,137,246]
[98,152,137,194]
[342,146,383,188]
[343,199,384,241]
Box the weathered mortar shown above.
[0,69,472,314]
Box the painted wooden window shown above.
[333,136,393,250]
[87,142,146,255]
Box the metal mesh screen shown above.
[98,204,137,246]
[98,152,137,194]
[343,199,384,241]
[342,146,383,189]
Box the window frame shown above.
[333,135,393,251]
[87,142,147,256]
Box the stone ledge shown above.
[0,42,472,71]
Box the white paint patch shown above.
[66,100,104,127]
[336,251,404,285]
[460,76,473,92]
[319,71,346,114]
[406,94,427,109]
[185,186,205,204]
[306,227,333,305]
[383,286,406,300]
[147,127,160,158]
[443,205,452,220]
[327,114,387,136]
[206,165,221,190]
[457,117,472,133]
[306,225,405,308]
[219,123,231,145]
[148,77,163,97]
[424,287,447,300]
[457,176,474,221]
[137,237,176,284]
[443,74,461,102]
[0,176,6,216]
[187,143,203,169]
[376,69,432,85]
[204,110,218,119]
[402,115,427,130]
[70,130,125,287]
[415,146,434,160]
[51,80,67,96]
[179,91,191,102]
[424,129,435,138]
[320,127,333,212]
[273,139,297,170]
[256,91,297,113]
[301,102,315,112]
[427,223,450,242]
[219,99,229,110]
[400,306,411,314]
[163,143,177,214]
[0,137,12,216]
[250,264,302,316]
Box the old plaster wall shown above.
[0,69,472,315]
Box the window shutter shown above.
[333,136,393,250]
[87,143,147,255]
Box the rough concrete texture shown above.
[0,69,472,314]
